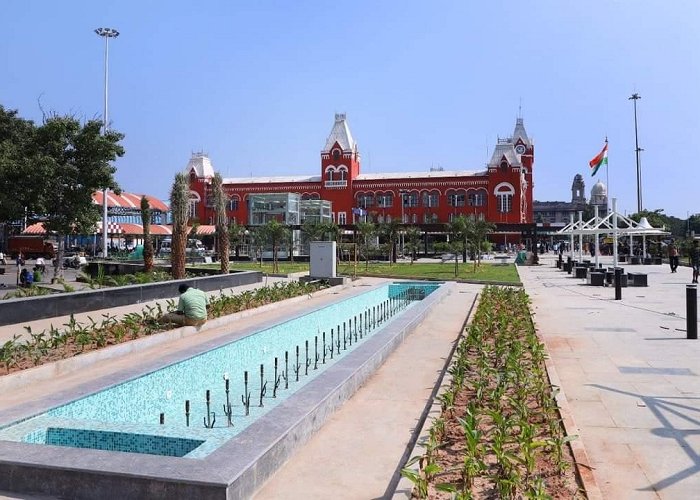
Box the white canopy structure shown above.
[556,198,670,268]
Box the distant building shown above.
[534,174,608,230]
[185,114,536,244]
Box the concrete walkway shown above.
[520,255,700,499]
[253,283,479,500]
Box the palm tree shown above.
[356,221,375,270]
[468,218,496,271]
[170,172,190,279]
[446,216,468,277]
[260,220,290,273]
[321,221,341,263]
[228,221,246,259]
[404,225,422,264]
[379,219,402,266]
[140,196,154,272]
[212,173,229,274]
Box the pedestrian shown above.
[691,240,700,284]
[161,284,208,327]
[668,240,679,273]
[0,251,6,265]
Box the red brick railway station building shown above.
[187,114,536,247]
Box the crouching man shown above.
[162,284,208,327]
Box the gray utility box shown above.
[310,241,336,278]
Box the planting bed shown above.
[0,281,327,376]
[402,286,583,498]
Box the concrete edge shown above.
[391,292,479,499]
[0,283,349,393]
[348,273,521,287]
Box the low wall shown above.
[0,271,262,327]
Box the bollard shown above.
[557,253,562,269]
[687,285,697,340]
[567,256,572,275]
[614,268,622,300]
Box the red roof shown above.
[92,192,169,212]
[120,223,172,236]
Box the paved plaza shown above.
[521,254,700,499]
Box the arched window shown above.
[337,167,347,181]
[325,167,334,182]
[357,192,374,209]
[228,195,240,211]
[447,189,465,207]
[467,189,486,207]
[422,190,439,208]
[494,183,514,213]
[332,149,341,160]
[411,214,417,224]
[377,191,393,208]
[188,191,201,219]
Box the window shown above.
[338,212,347,225]
[357,193,374,208]
[432,213,439,223]
[338,168,347,181]
[411,214,417,224]
[377,192,393,208]
[447,191,465,207]
[495,183,515,213]
[500,160,509,172]
[403,192,418,207]
[468,191,485,207]
[422,191,439,207]
[333,149,340,160]
[326,169,334,182]
[228,197,239,211]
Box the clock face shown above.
[515,144,526,154]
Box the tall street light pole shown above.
[629,93,643,213]
[95,27,119,259]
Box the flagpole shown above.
[605,136,609,215]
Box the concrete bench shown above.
[627,272,648,287]
[574,266,588,279]
[587,272,605,286]
[494,256,510,266]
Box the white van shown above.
[159,238,205,257]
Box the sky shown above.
[2,0,698,218]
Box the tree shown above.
[212,173,229,274]
[140,196,154,272]
[467,218,496,271]
[31,115,123,281]
[170,173,190,279]
[446,216,468,277]
[260,220,290,273]
[0,106,39,223]
[228,220,246,258]
[355,221,375,270]
[404,226,422,264]
[379,219,401,266]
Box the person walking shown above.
[691,240,700,284]
[161,284,208,327]
[668,240,679,273]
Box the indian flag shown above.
[589,143,608,177]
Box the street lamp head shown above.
[628,93,641,100]
[95,27,120,38]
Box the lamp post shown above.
[629,93,643,213]
[95,27,119,258]
[399,190,407,257]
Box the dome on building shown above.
[591,180,607,197]
[185,152,215,178]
